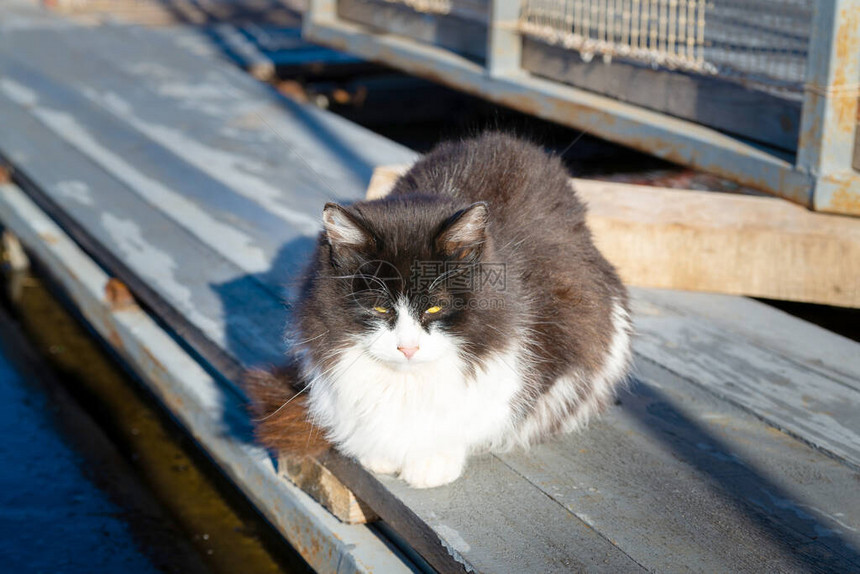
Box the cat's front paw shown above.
[359,456,400,476]
[400,452,466,488]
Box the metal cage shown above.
[305,0,860,215]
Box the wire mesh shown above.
[520,0,813,89]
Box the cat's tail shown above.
[243,365,331,457]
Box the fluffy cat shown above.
[247,132,632,489]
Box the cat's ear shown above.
[322,203,373,255]
[436,202,488,260]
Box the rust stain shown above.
[300,524,324,567]
[105,325,125,353]
[38,232,58,245]
[835,7,860,85]
[797,97,822,161]
[276,80,309,104]
[104,277,136,311]
[833,92,858,135]
[140,344,167,374]
[0,165,10,184]
[834,6,860,129]
[828,186,860,216]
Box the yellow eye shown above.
[373,306,389,314]
[425,305,442,314]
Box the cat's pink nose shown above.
[397,345,419,360]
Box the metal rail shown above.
[304,0,860,215]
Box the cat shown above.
[246,132,632,489]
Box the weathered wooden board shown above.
[278,454,378,524]
[634,287,860,388]
[368,165,860,308]
[0,23,415,235]
[0,23,414,367]
[46,0,302,27]
[631,299,860,468]
[51,0,366,79]
[374,453,646,573]
[0,91,287,373]
[499,356,860,572]
[579,179,860,308]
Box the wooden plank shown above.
[630,297,860,469]
[368,165,860,308]
[578,179,860,308]
[498,356,860,572]
[0,91,287,376]
[44,7,366,78]
[325,451,647,573]
[522,38,802,152]
[0,183,412,574]
[0,23,416,214]
[278,454,377,524]
[632,288,860,391]
[47,0,303,28]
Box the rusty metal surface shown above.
[799,0,860,215]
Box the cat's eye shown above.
[425,305,442,314]
[373,306,389,314]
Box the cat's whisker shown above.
[286,331,328,347]
[426,265,477,291]
[309,328,391,386]
[253,384,310,422]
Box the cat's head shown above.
[299,197,510,371]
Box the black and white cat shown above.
[250,132,632,488]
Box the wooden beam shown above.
[368,166,860,308]
[279,454,377,524]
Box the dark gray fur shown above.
[295,132,629,438]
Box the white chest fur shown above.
[303,339,522,486]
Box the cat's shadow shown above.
[210,234,317,445]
